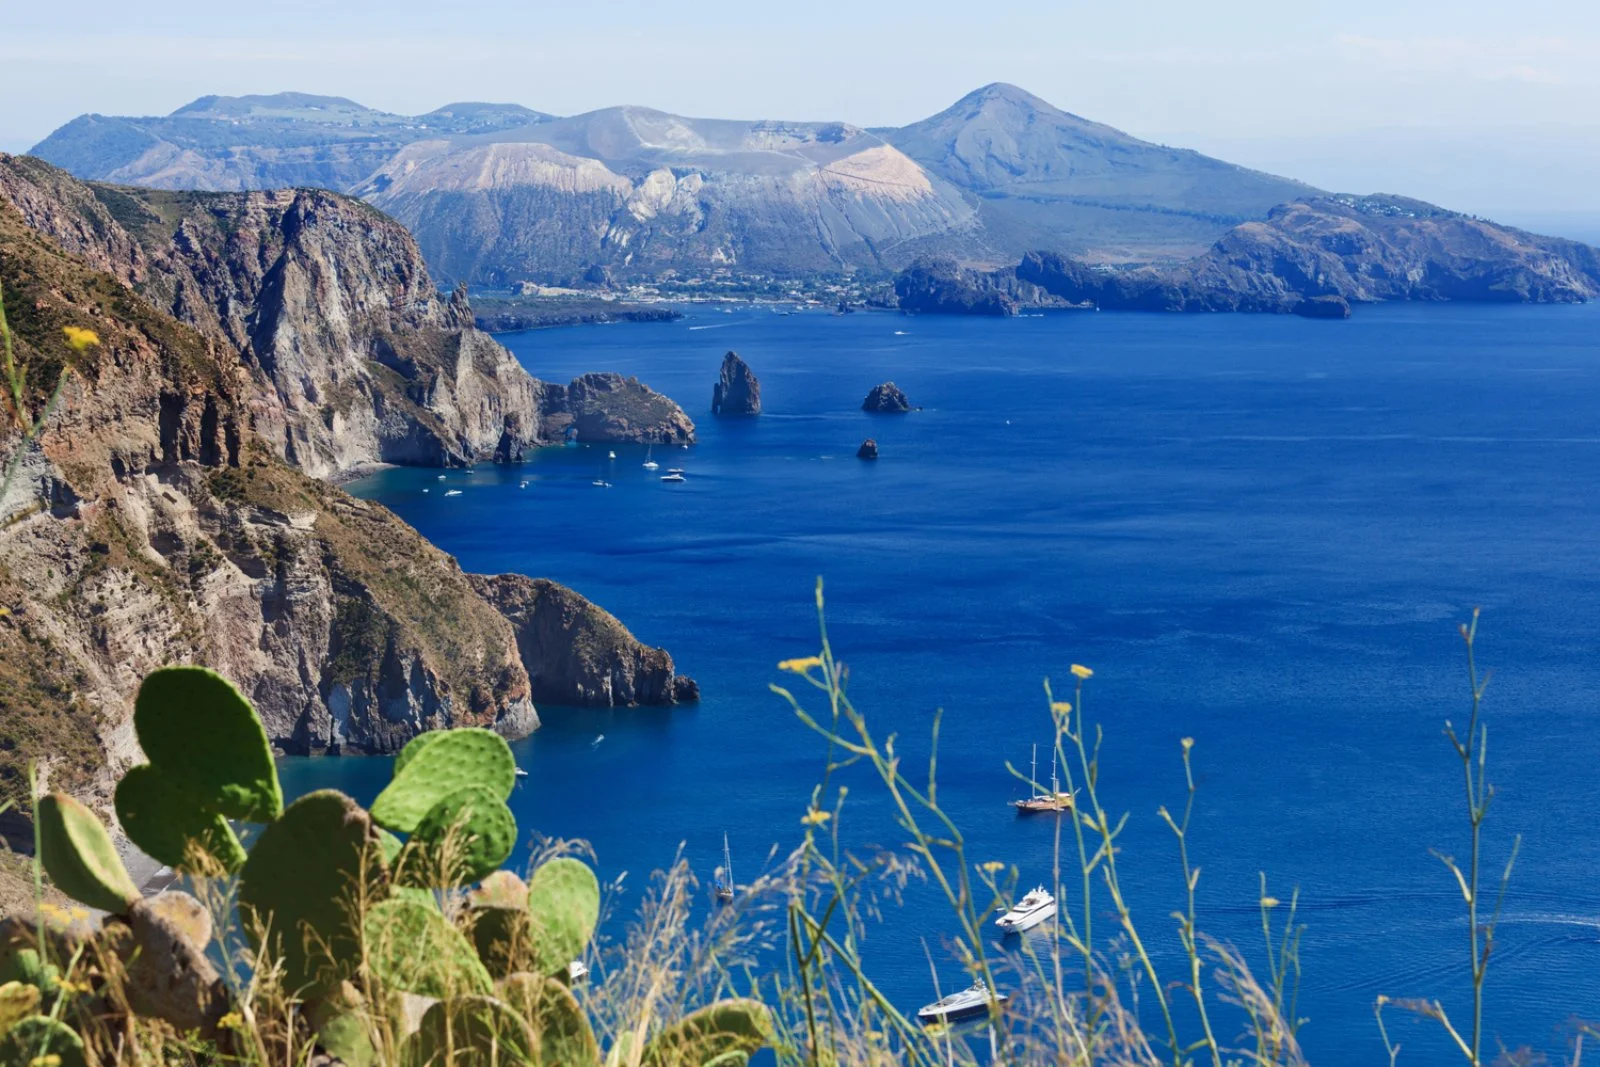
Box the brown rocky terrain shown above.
[0,156,694,479]
[0,161,696,817]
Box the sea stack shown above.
[857,438,879,460]
[712,351,761,415]
[862,382,913,413]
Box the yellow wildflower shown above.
[800,808,831,827]
[979,861,1004,875]
[777,656,824,674]
[1260,896,1280,909]
[1070,664,1093,680]
[29,1055,61,1067]
[218,1010,245,1031]
[60,326,100,353]
[1050,701,1072,716]
[1181,737,1194,751]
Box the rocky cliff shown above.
[468,575,698,707]
[711,352,761,416]
[0,158,696,814]
[0,156,694,479]
[899,195,1600,316]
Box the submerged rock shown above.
[711,351,761,415]
[469,574,699,707]
[857,439,879,460]
[862,382,912,413]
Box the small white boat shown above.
[713,832,735,904]
[995,886,1057,933]
[608,450,617,460]
[667,467,686,474]
[592,479,612,488]
[917,979,1006,1023]
[437,474,447,481]
[660,473,685,483]
[444,489,463,497]
[519,480,529,489]
[567,960,589,982]
[514,768,528,778]
[642,445,659,471]
[422,488,429,494]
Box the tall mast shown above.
[1050,748,1058,796]
[723,832,732,888]
[1030,743,1038,795]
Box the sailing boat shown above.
[712,832,734,903]
[1013,743,1073,815]
[642,445,660,471]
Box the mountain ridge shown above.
[28,86,1324,282]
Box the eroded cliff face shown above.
[0,156,695,480]
[0,161,696,816]
[468,574,697,708]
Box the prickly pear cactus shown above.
[309,983,377,1067]
[403,994,537,1067]
[638,999,774,1067]
[397,785,517,888]
[115,764,247,874]
[0,1014,88,1067]
[133,666,282,822]
[36,793,140,914]
[370,729,516,834]
[525,858,600,978]
[238,790,385,998]
[393,731,446,777]
[365,898,491,1000]
[500,972,599,1067]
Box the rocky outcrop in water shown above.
[862,383,912,413]
[544,373,696,444]
[712,352,761,416]
[856,439,879,460]
[468,575,698,707]
[1292,295,1352,319]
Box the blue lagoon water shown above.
[284,302,1600,1062]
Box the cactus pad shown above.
[133,666,282,822]
[238,790,384,998]
[404,995,536,1067]
[0,1015,88,1067]
[638,999,774,1067]
[115,764,246,874]
[370,729,516,834]
[393,731,446,777]
[37,793,140,915]
[500,973,598,1067]
[397,786,516,887]
[365,898,491,1000]
[466,872,531,978]
[524,858,600,978]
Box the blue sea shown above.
[285,302,1600,1063]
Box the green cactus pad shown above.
[638,999,774,1067]
[500,973,598,1067]
[393,731,446,777]
[37,793,140,915]
[397,786,517,888]
[370,729,516,834]
[0,1014,88,1067]
[238,790,384,998]
[114,764,246,874]
[525,858,600,978]
[133,666,282,822]
[309,988,376,1067]
[365,898,491,1000]
[404,995,536,1067]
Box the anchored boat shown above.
[1013,743,1073,815]
[713,832,735,903]
[917,979,1007,1023]
[995,886,1057,933]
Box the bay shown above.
[284,301,1600,1062]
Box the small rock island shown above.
[857,438,879,460]
[712,351,762,415]
[862,382,913,413]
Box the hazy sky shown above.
[4,0,1597,224]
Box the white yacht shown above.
[443,489,463,497]
[917,979,1007,1023]
[660,472,686,483]
[642,445,659,471]
[995,886,1057,933]
[592,479,612,488]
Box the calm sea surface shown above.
[284,302,1600,1062]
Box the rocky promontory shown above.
[543,373,696,444]
[863,382,913,413]
[712,351,761,415]
[469,574,698,707]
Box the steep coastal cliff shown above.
[0,155,694,479]
[0,158,696,813]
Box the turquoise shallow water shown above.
[284,301,1600,1062]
